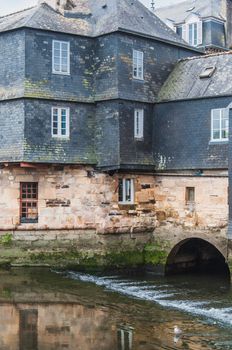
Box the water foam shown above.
[67,272,232,327]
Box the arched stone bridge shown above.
[154,227,231,278]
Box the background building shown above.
[156,0,232,50]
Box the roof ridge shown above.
[22,2,62,28]
[0,6,36,20]
[179,50,232,62]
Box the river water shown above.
[0,268,231,349]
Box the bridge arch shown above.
[165,238,230,277]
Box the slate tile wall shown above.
[119,101,154,167]
[0,100,25,162]
[153,97,231,170]
[25,29,95,102]
[95,101,120,168]
[117,33,198,103]
[0,30,25,100]
[23,99,96,164]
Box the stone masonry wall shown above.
[154,172,228,230]
[0,165,156,234]
[0,165,230,269]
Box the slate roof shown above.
[0,4,92,36]
[0,0,198,49]
[158,51,232,102]
[156,0,225,24]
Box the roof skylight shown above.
[199,66,216,79]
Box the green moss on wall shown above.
[0,240,171,272]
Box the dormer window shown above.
[182,17,202,47]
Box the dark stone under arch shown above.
[165,238,230,278]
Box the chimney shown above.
[38,0,68,11]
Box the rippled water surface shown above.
[0,268,231,349]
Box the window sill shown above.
[132,77,144,82]
[20,218,38,224]
[134,137,144,141]
[52,71,70,76]
[209,140,228,145]
[118,203,136,210]
[52,136,70,140]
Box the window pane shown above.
[213,130,220,139]
[221,129,228,139]
[125,179,132,202]
[213,109,221,119]
[194,23,197,46]
[189,24,193,45]
[61,42,68,51]
[213,119,220,130]
[54,41,60,50]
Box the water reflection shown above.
[0,268,230,350]
[19,309,38,350]
[117,325,133,350]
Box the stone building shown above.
[0,0,231,274]
[156,0,232,50]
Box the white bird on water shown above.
[174,325,182,336]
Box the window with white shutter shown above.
[134,109,144,139]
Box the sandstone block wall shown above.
[0,165,156,235]
[154,172,228,230]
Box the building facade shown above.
[0,0,232,273]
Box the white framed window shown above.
[182,20,202,46]
[52,40,70,75]
[119,179,134,204]
[52,107,70,138]
[211,108,228,142]
[134,109,144,139]
[133,50,143,80]
[188,23,197,46]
